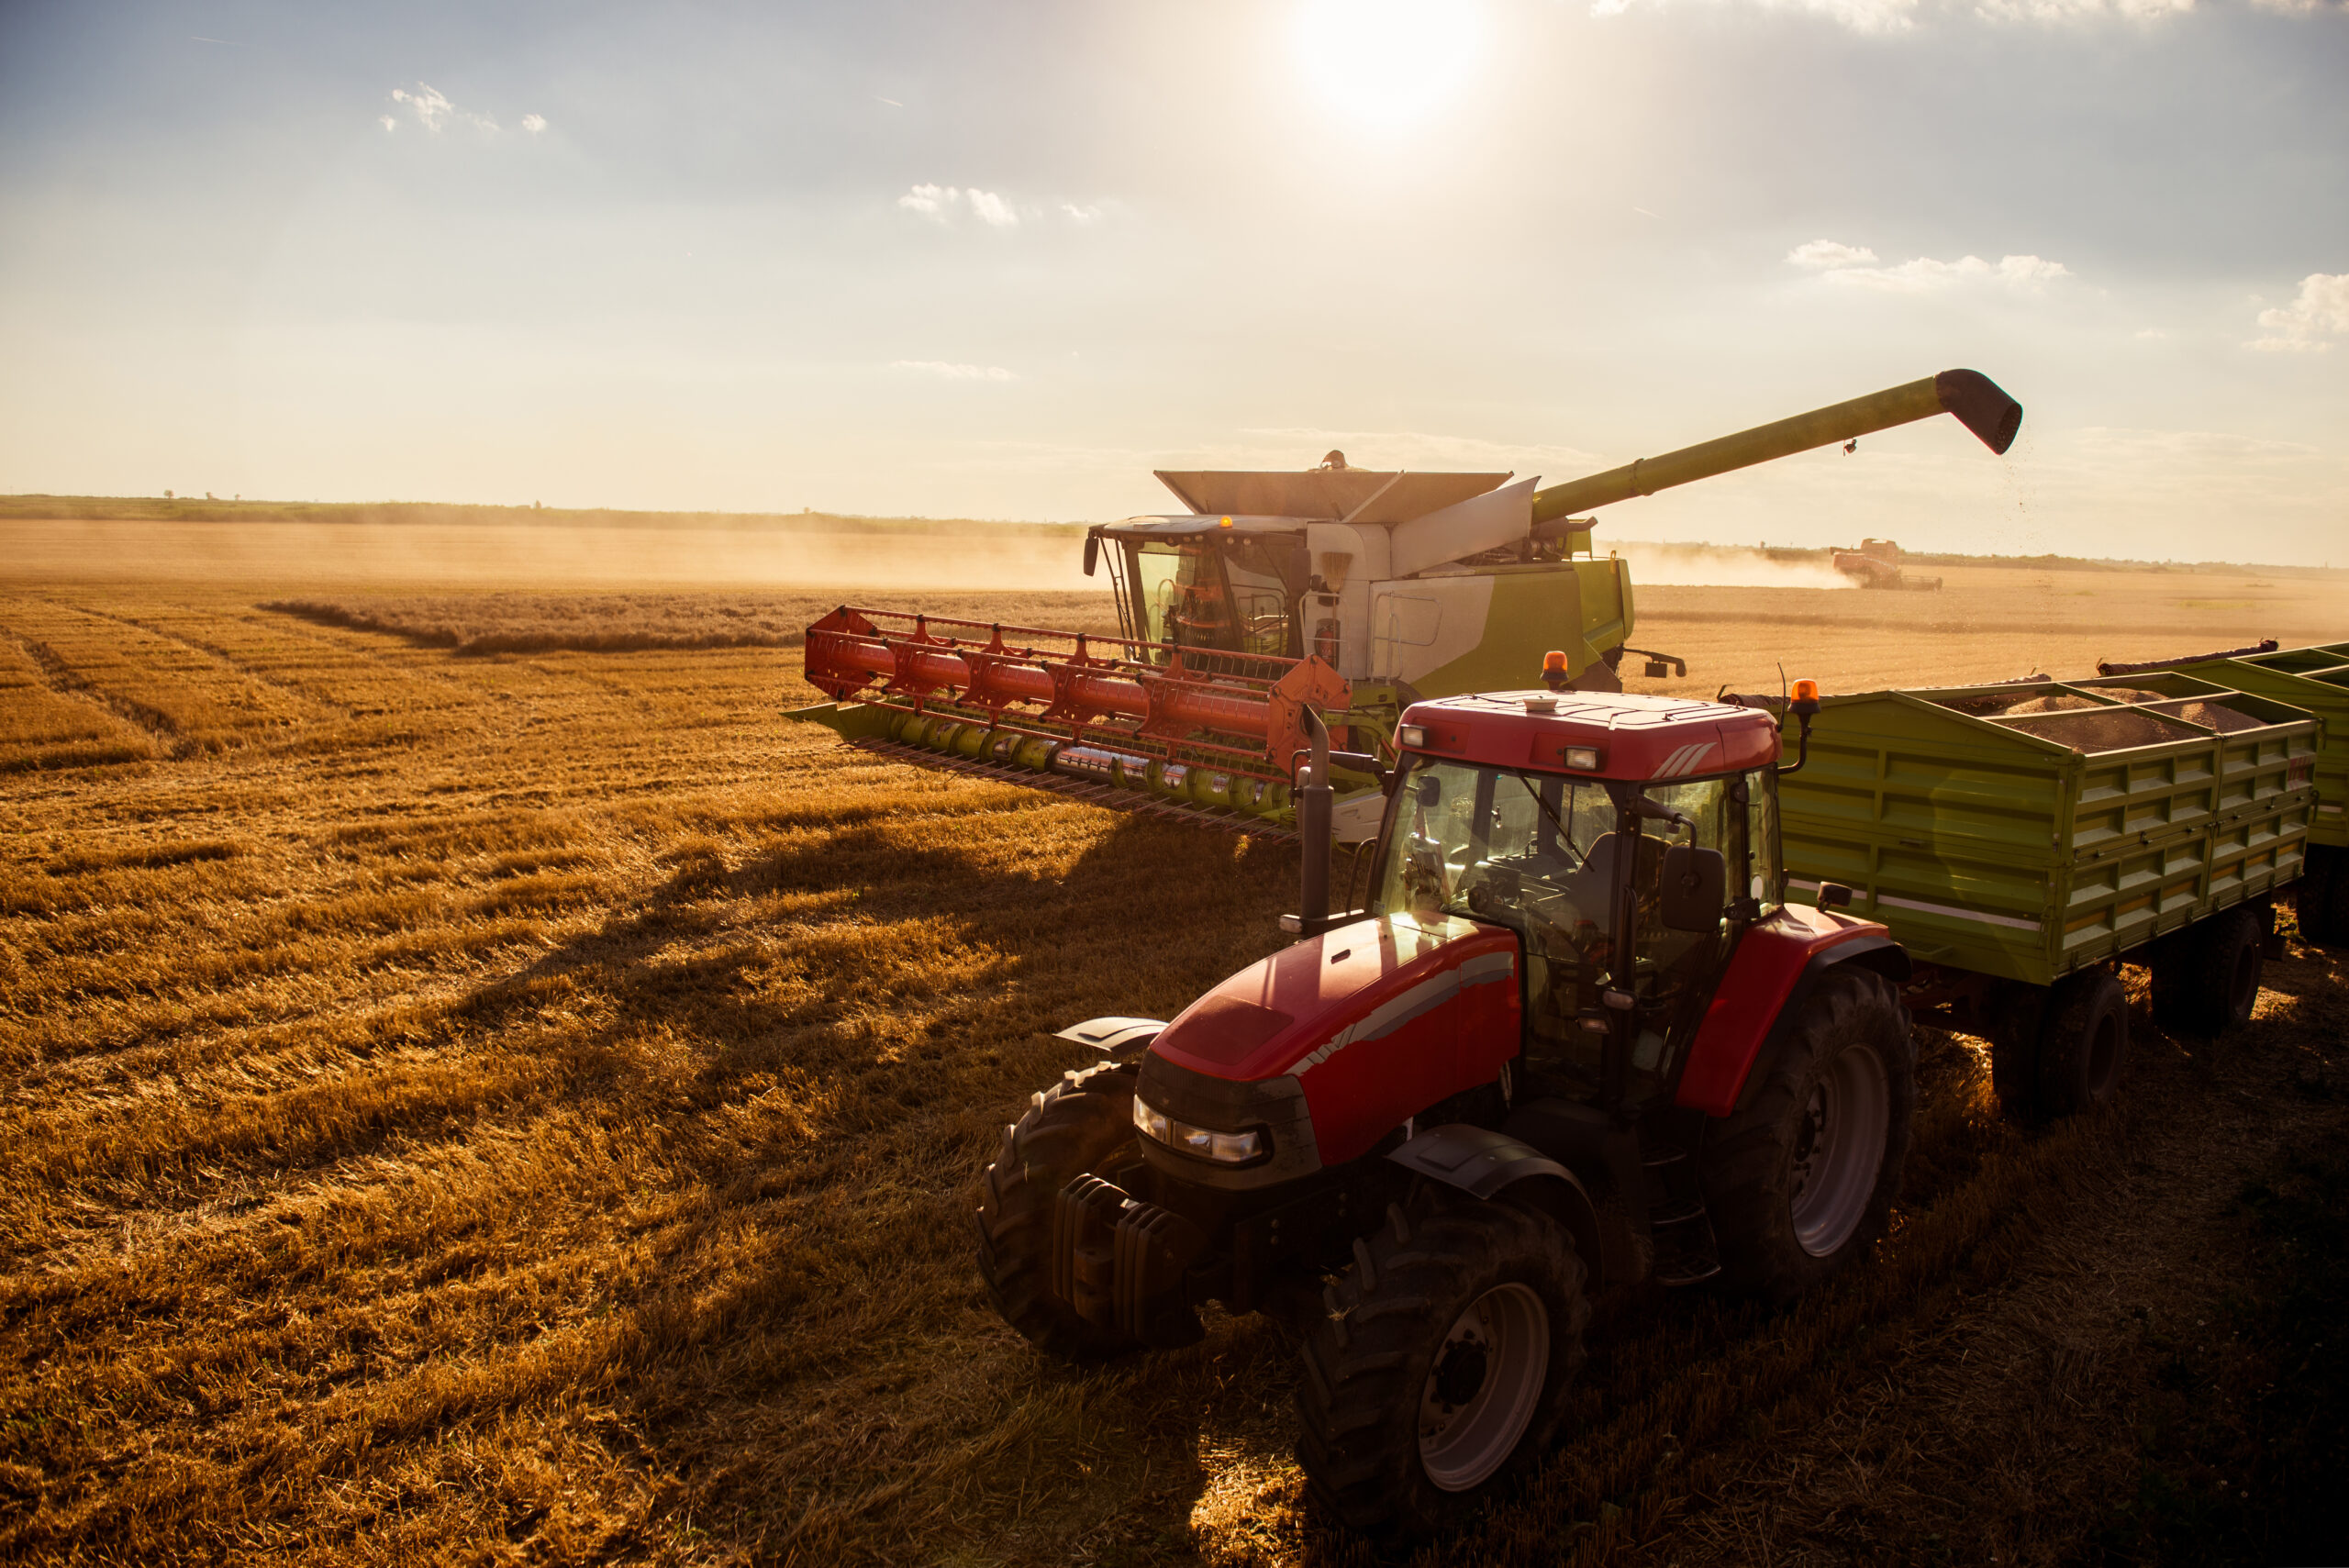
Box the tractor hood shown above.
[1148,913,1522,1165]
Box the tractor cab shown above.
[1365,692,1786,1108]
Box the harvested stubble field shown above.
[3,553,2345,1568]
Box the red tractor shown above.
[975,677,1915,1535]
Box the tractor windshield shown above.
[1123,538,1301,660]
[1368,758,1774,1104]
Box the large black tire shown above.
[974,1062,1143,1361]
[2301,847,2348,950]
[1296,1190,1588,1538]
[2327,856,2349,950]
[2037,968,2131,1117]
[2151,907,2265,1039]
[1701,966,1915,1303]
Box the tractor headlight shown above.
[1132,1095,1266,1164]
[1398,724,1427,750]
[1562,745,1600,771]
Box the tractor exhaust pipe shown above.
[1282,709,1336,937]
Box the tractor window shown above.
[1368,759,1746,1103]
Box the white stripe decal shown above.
[1876,892,2045,932]
[1788,879,2043,932]
[1652,741,1714,780]
[1295,951,1517,1073]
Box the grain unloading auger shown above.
[785,369,2022,839]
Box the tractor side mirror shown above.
[1660,845,1727,931]
[1416,774,1442,807]
[1083,534,1101,577]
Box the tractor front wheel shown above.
[1701,966,1915,1303]
[1296,1190,1588,1538]
[974,1061,1143,1362]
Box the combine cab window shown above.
[1122,538,1301,660]
[1369,760,1753,1104]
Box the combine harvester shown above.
[786,370,2024,840]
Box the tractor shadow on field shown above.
[436,806,1300,1556]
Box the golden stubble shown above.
[0,564,2341,1567]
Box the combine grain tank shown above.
[1753,672,2318,1117]
[2104,641,2349,943]
[787,370,2023,840]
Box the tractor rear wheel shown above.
[1296,1189,1588,1538]
[1701,966,1914,1303]
[974,1061,1143,1362]
[2151,908,2265,1039]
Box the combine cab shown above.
[788,369,2021,838]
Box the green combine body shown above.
[788,370,2025,840]
[1770,673,2319,987]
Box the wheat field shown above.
[3,557,2344,1566]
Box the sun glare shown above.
[1293,0,1486,132]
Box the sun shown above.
[1293,0,1487,132]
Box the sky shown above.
[0,0,2343,563]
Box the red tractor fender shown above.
[1675,905,1910,1118]
[1386,1124,1634,1288]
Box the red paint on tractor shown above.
[1674,903,1891,1117]
[1397,691,1779,783]
[1151,914,1521,1164]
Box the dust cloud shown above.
[1613,541,1855,591]
[0,520,1097,591]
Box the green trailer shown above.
[1755,672,2319,1118]
[2114,641,2349,943]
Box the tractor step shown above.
[1641,1139,1722,1287]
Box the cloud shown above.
[520,113,547,135]
[1787,242,2072,292]
[1787,239,1878,269]
[386,83,500,134]
[2135,328,2168,339]
[965,189,1018,228]
[891,360,1017,382]
[898,183,953,218]
[2249,272,2349,353]
[1593,0,1920,34]
[1974,0,2193,17]
[1061,202,1104,226]
[1592,0,2332,32]
[896,183,1020,226]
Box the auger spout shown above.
[1529,370,2022,526]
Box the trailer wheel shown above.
[1701,966,1914,1303]
[2151,907,2265,1039]
[2301,848,2347,949]
[2037,969,2131,1117]
[2325,854,2349,949]
[1296,1189,1587,1538]
[974,1062,1143,1361]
